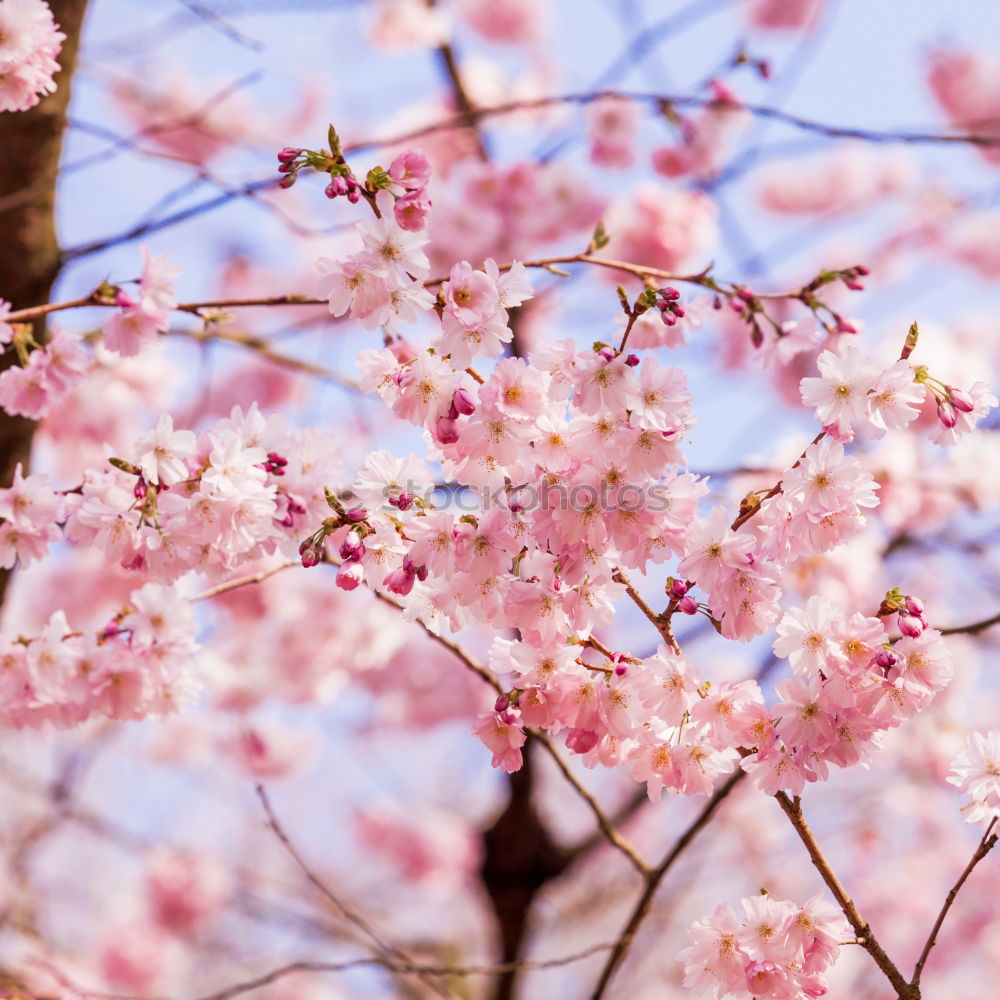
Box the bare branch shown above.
[614,568,678,652]
[939,610,1000,637]
[345,90,1000,159]
[255,785,459,1000]
[589,769,747,999]
[774,792,916,999]
[188,560,299,602]
[911,818,999,987]
[196,940,617,1000]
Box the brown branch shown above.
[589,769,746,999]
[939,610,1000,637]
[47,89,1000,263]
[427,0,490,164]
[911,818,999,988]
[344,90,1000,157]
[3,252,823,325]
[614,568,679,652]
[774,792,916,999]
[729,430,826,531]
[188,561,299,603]
[171,326,362,390]
[529,731,650,878]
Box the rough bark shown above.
[0,0,90,606]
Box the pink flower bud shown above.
[898,614,924,638]
[937,401,957,428]
[948,387,975,413]
[435,415,460,445]
[614,662,628,676]
[278,174,296,189]
[598,346,616,363]
[499,706,521,725]
[276,147,302,163]
[383,567,416,596]
[876,649,898,670]
[133,478,148,500]
[624,353,640,367]
[904,596,925,617]
[339,530,365,561]
[346,506,368,522]
[336,561,364,591]
[670,579,688,597]
[300,546,322,569]
[677,595,698,615]
[835,316,858,334]
[401,555,428,582]
[389,491,414,511]
[452,387,476,415]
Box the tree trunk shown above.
[0,0,90,606]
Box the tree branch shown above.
[589,769,746,999]
[255,785,459,1000]
[774,791,916,999]
[939,610,1000,637]
[910,817,998,988]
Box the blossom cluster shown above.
[64,405,342,583]
[678,893,849,1000]
[0,326,89,419]
[0,248,179,421]
[272,147,997,811]
[0,0,64,112]
[0,582,199,728]
[948,730,1000,828]
[103,248,181,356]
[800,345,997,445]
[742,594,953,794]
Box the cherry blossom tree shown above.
[1,1,1000,999]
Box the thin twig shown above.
[911,817,998,987]
[188,561,299,603]
[530,730,650,877]
[589,769,746,999]
[255,786,459,1000]
[345,90,1000,158]
[172,326,361,390]
[939,610,1000,637]
[197,941,616,1000]
[614,568,678,652]
[2,252,823,325]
